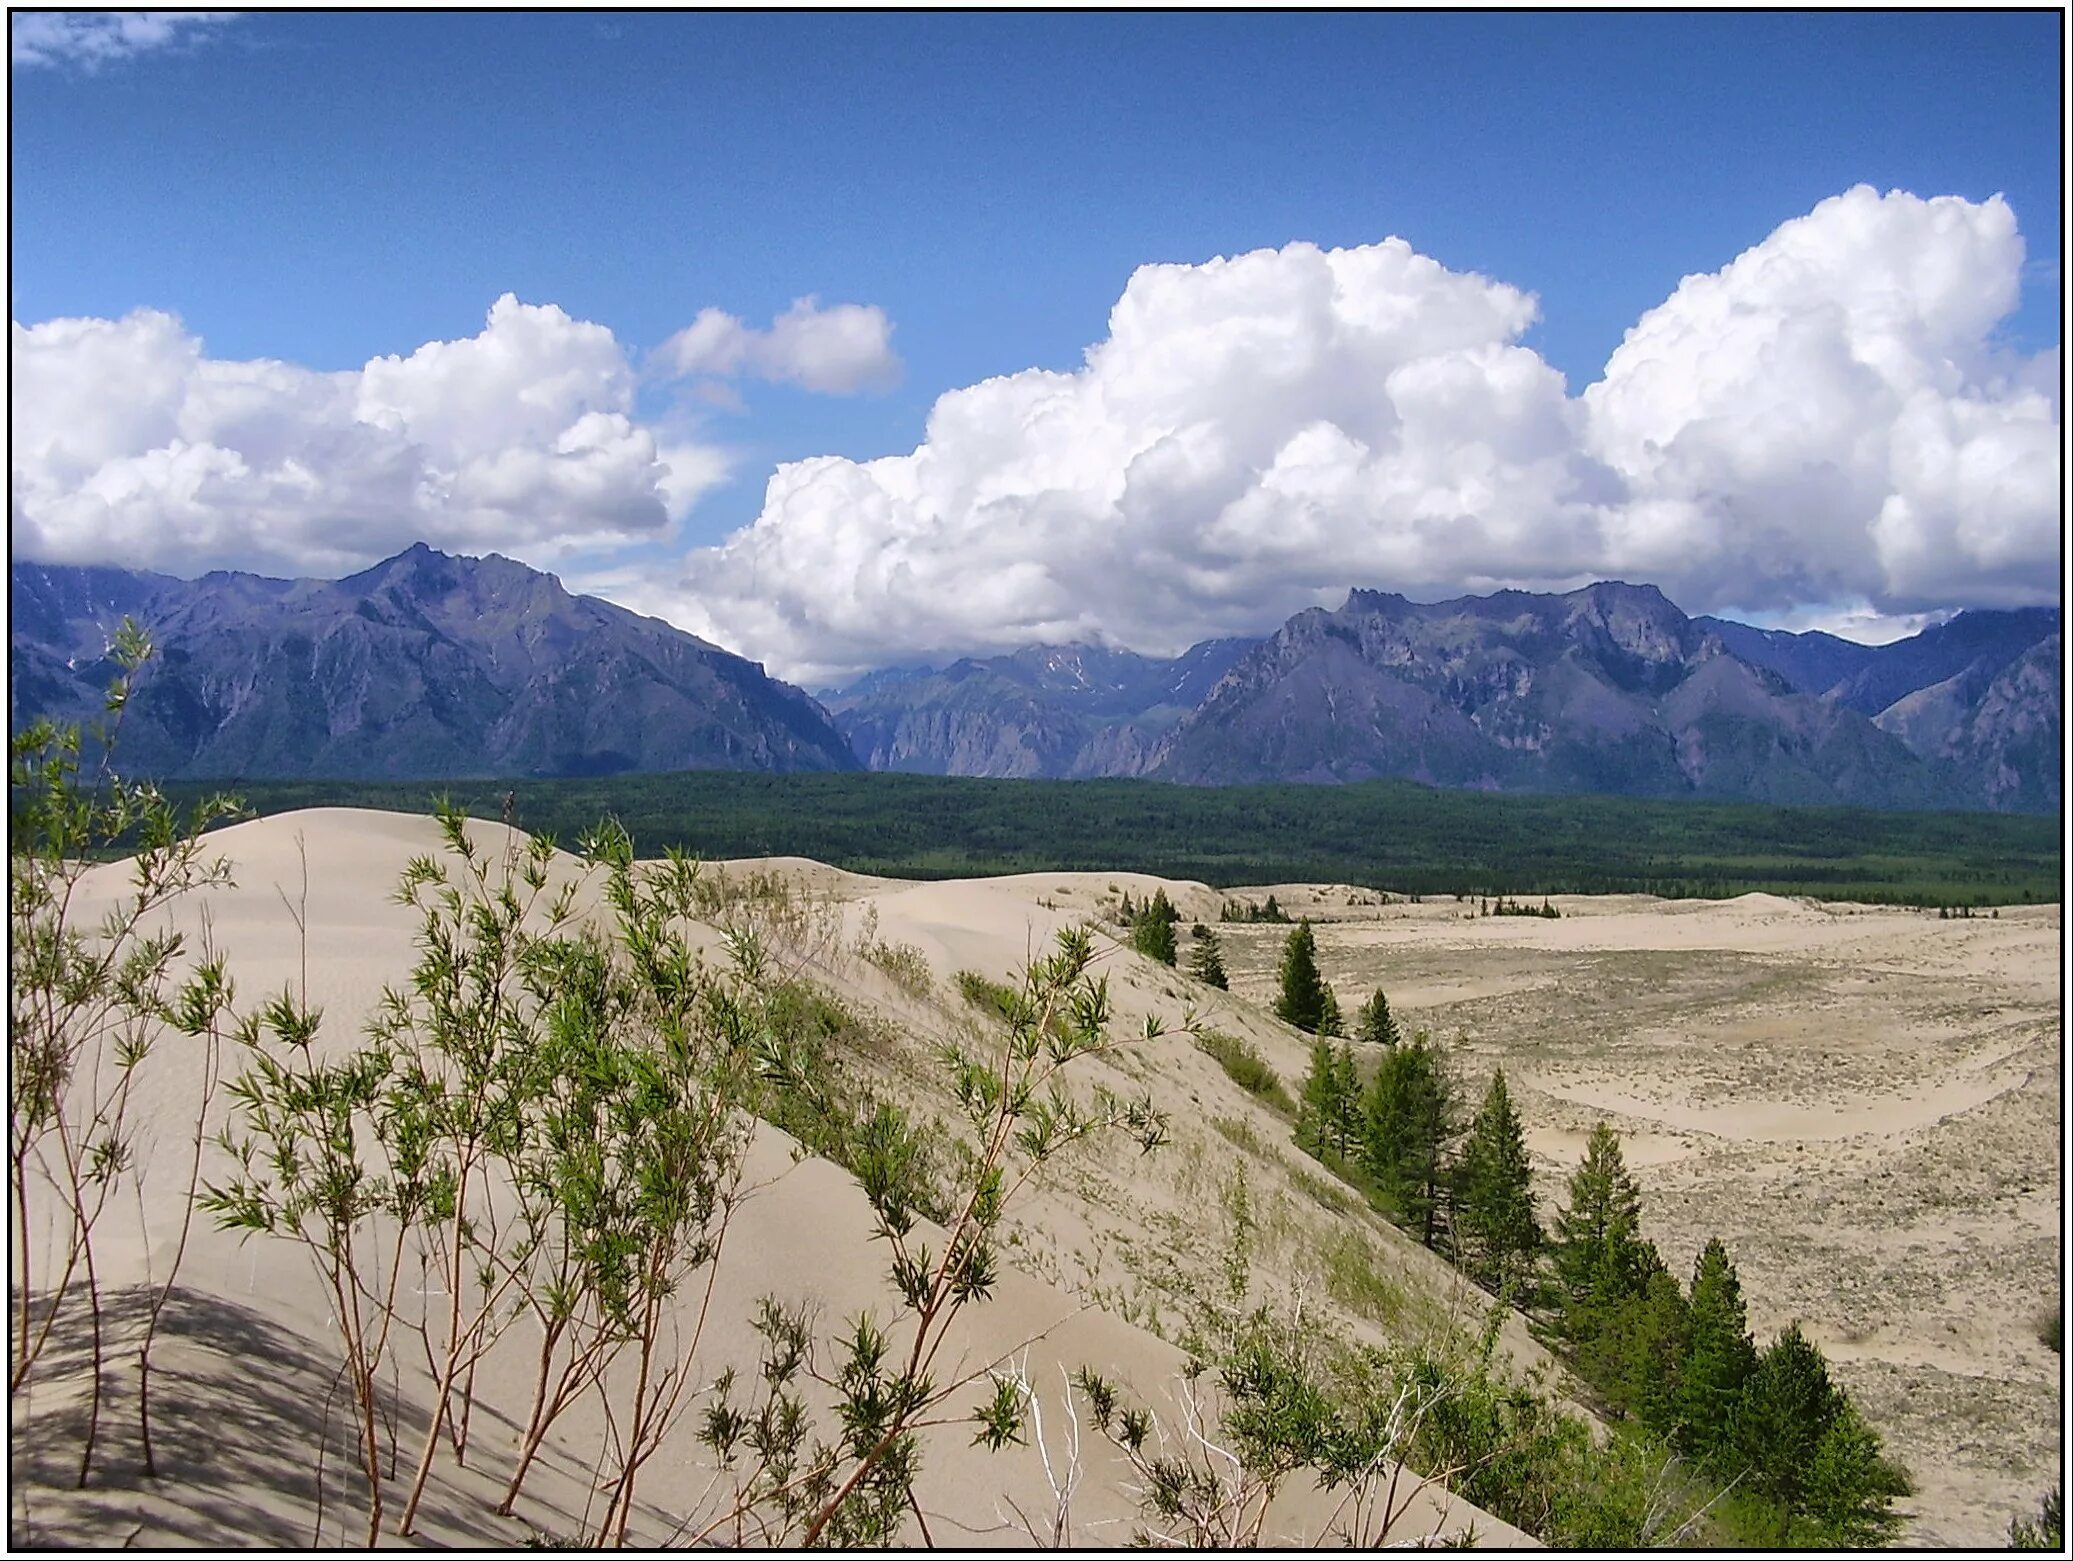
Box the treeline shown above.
[1219,893,1295,923]
[1300,1052,1910,1544]
[1486,895,1561,918]
[159,772,2060,907]
[1263,921,1911,1547]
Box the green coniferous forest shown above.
[162,773,2058,907]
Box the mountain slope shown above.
[1705,606,2060,811]
[1704,607,2059,712]
[10,546,859,781]
[1691,616,1879,700]
[1148,583,1968,809]
[829,589,2051,810]
[1876,633,2062,814]
[18,549,2050,808]
[822,637,1255,778]
[1826,608,2059,715]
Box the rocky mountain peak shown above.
[10,548,856,781]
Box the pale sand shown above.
[11,810,1527,1549]
[1212,885,2064,1549]
[18,808,2057,1548]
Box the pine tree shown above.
[1622,1266,1692,1436]
[1273,920,1328,1033]
[1733,1322,1838,1507]
[1297,1038,1361,1164]
[1186,923,1228,988]
[1360,1033,1458,1248]
[1455,1069,1540,1294]
[1131,887,1179,965]
[1355,988,1401,1047]
[1799,1398,1909,1547]
[1318,984,1344,1038]
[1570,1237,1667,1401]
[1554,1123,1647,1315]
[1295,1037,1336,1158]
[1327,1043,1361,1158]
[1362,1044,1419,1228]
[1678,1237,1758,1463]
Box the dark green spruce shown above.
[1454,1069,1540,1295]
[1186,923,1229,988]
[1272,920,1329,1033]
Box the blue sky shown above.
[11,10,2064,674]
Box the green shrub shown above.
[2010,1485,2064,1550]
[1195,1029,1295,1114]
[1321,1233,1409,1329]
[751,979,956,1224]
[11,620,244,1487]
[1211,1115,1265,1155]
[1287,1163,1354,1215]
[859,936,933,997]
[955,968,1021,1020]
[1404,1319,1710,1548]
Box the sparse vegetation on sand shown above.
[1204,878,2058,1546]
[1193,1030,1295,1115]
[10,623,244,1486]
[953,967,1020,1021]
[10,770,1525,1548]
[197,802,1180,1546]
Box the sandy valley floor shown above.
[1211,887,2064,1549]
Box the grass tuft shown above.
[1195,1029,1296,1114]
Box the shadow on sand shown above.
[10,1281,655,1548]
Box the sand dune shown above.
[15,806,2057,1548]
[11,809,1529,1549]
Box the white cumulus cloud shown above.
[1583,185,2059,616]
[654,296,901,395]
[11,188,2054,684]
[652,186,2057,685]
[10,295,728,579]
[10,11,235,70]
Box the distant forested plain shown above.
[154,772,2061,907]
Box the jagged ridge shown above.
[9,546,860,781]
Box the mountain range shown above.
[822,585,2057,813]
[823,638,1255,778]
[10,545,858,780]
[9,547,2059,812]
